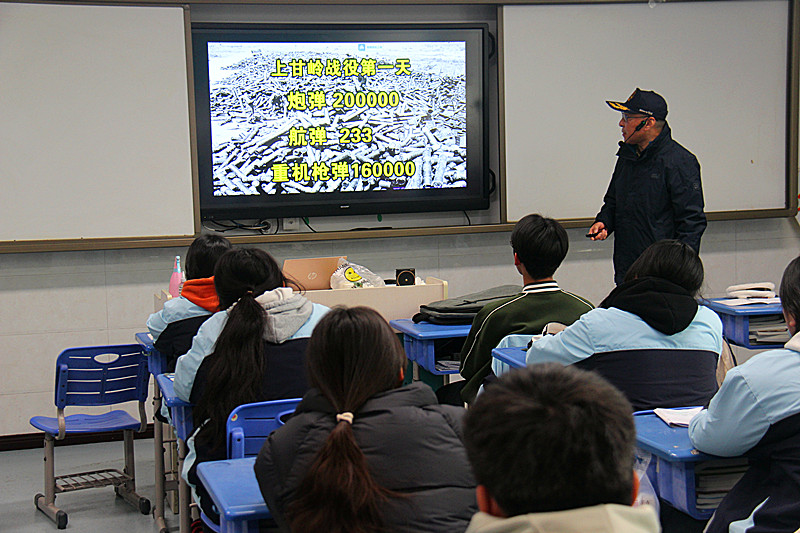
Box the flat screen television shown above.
[192,24,490,221]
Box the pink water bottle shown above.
[168,256,182,298]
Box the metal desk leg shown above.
[152,385,169,533]
[178,438,191,533]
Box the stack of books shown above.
[748,314,790,345]
[695,458,749,509]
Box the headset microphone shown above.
[633,119,648,133]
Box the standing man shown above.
[589,88,706,284]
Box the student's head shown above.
[780,255,800,335]
[624,239,703,295]
[213,247,287,310]
[288,306,407,533]
[463,364,637,517]
[510,214,569,280]
[184,234,232,280]
[306,306,407,409]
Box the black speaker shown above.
[396,268,416,286]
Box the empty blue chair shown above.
[227,398,301,459]
[197,398,301,533]
[29,344,152,529]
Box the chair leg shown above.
[34,434,67,529]
[113,429,151,515]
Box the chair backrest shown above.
[55,344,149,409]
[226,398,302,459]
[574,348,719,412]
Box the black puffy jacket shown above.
[254,382,477,532]
[595,123,706,284]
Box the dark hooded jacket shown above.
[595,123,707,284]
[254,382,477,532]
[527,277,722,411]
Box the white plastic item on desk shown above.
[330,258,385,289]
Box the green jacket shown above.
[459,281,593,403]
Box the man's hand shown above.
[586,222,608,240]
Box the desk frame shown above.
[155,373,194,533]
[136,333,178,533]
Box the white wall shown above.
[1,217,798,436]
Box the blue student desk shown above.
[389,319,470,378]
[491,346,527,376]
[634,411,746,520]
[156,374,194,442]
[702,298,785,349]
[156,373,194,533]
[196,457,268,533]
[136,331,168,375]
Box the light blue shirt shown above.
[689,342,800,457]
[146,296,211,342]
[525,305,722,366]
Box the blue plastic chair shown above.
[227,398,301,459]
[29,344,152,529]
[199,397,301,532]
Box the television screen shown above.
[192,24,490,221]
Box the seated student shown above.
[517,239,722,411]
[174,247,328,529]
[462,364,660,533]
[147,234,231,371]
[458,213,593,404]
[689,255,800,533]
[254,306,477,533]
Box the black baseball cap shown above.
[606,88,668,121]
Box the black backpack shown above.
[412,285,522,325]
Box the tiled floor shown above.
[2,438,176,532]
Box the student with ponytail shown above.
[173,247,328,530]
[254,306,477,533]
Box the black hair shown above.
[510,214,569,279]
[184,234,232,280]
[192,247,288,452]
[624,239,704,295]
[780,255,800,328]
[287,306,407,533]
[463,364,635,516]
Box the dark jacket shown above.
[595,123,706,284]
[187,337,311,525]
[154,315,210,372]
[254,382,478,533]
[459,281,593,404]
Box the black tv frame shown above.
[192,23,491,221]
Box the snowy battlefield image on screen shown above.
[207,39,468,197]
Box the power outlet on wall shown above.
[281,217,301,232]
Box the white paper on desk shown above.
[653,407,703,427]
[714,297,781,306]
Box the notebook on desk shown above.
[283,256,346,291]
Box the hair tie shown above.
[245,290,253,295]
[336,412,354,424]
